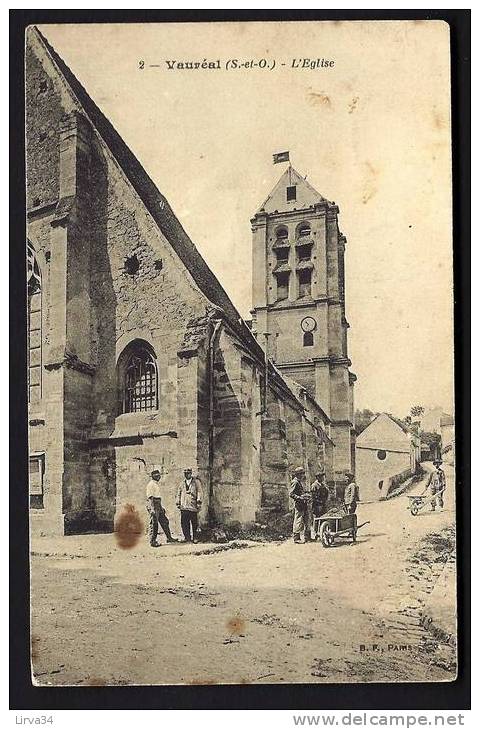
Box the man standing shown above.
[422,460,446,511]
[289,466,312,544]
[176,468,203,543]
[344,472,359,515]
[146,468,176,547]
[310,471,330,518]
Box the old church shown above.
[26,27,356,537]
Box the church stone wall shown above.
[29,366,66,537]
[86,130,210,535]
[26,43,62,209]
[211,329,262,524]
[27,40,69,536]
[266,306,328,364]
[259,390,289,513]
[88,135,207,436]
[326,211,340,299]
[330,423,354,482]
[304,419,323,485]
[27,33,212,535]
[277,364,317,399]
[329,366,351,423]
[28,213,64,536]
[26,30,340,537]
[284,401,306,477]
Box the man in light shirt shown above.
[176,468,203,543]
[420,460,446,511]
[289,466,312,543]
[344,472,360,515]
[146,469,176,547]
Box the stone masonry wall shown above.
[27,35,75,535]
[28,214,63,535]
[26,42,62,209]
[87,131,209,532]
[284,401,306,479]
[27,32,211,535]
[27,30,349,536]
[211,329,262,524]
[259,389,289,514]
[330,423,353,482]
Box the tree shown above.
[419,430,441,461]
[355,409,377,435]
[410,405,425,418]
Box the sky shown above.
[39,21,454,418]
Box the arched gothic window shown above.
[27,241,42,403]
[303,331,314,347]
[119,341,158,413]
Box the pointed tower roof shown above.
[257,167,330,215]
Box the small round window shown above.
[377,449,387,461]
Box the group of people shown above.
[289,467,359,543]
[145,460,445,548]
[145,467,203,548]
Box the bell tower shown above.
[251,165,356,478]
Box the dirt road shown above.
[30,463,456,685]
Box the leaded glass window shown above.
[121,344,158,413]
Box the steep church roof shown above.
[33,27,253,348]
[257,166,330,215]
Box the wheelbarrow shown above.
[313,508,370,548]
[407,487,447,516]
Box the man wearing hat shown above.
[344,472,360,514]
[421,460,446,511]
[310,470,330,518]
[289,466,312,543]
[146,468,176,547]
[176,468,203,543]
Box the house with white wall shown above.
[355,413,420,502]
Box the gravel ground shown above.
[30,463,456,685]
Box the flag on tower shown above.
[273,151,290,164]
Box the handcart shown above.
[407,486,447,516]
[313,507,370,548]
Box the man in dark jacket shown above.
[310,471,330,517]
[176,468,203,542]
